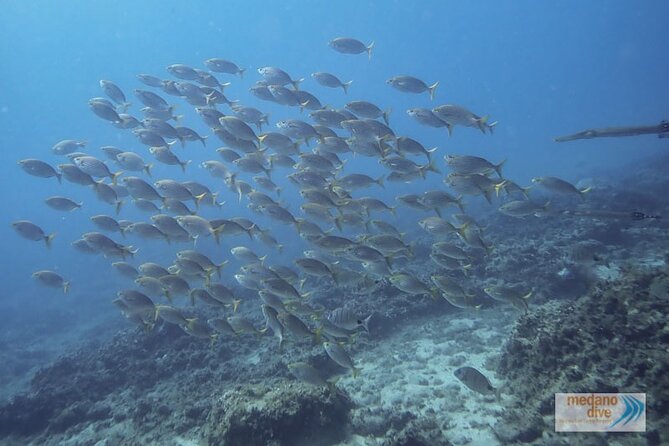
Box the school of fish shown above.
[14,36,589,389]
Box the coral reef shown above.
[496,269,669,445]
[204,384,352,446]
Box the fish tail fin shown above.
[291,78,304,91]
[56,173,62,184]
[495,159,506,178]
[366,41,375,59]
[428,81,439,100]
[542,201,551,212]
[298,100,311,113]
[210,226,222,245]
[180,159,191,173]
[477,115,490,133]
[45,233,56,249]
[313,327,323,345]
[199,135,208,147]
[238,68,246,79]
[144,163,153,177]
[485,241,494,256]
[63,281,70,294]
[334,216,343,232]
[455,195,466,212]
[331,270,340,285]
[194,192,207,210]
[216,260,228,278]
[124,245,138,259]
[259,114,270,131]
[209,333,219,347]
[232,299,241,313]
[456,222,470,240]
[434,207,442,218]
[376,174,385,189]
[380,108,391,126]
[579,186,592,199]
[482,188,493,204]
[361,313,373,333]
[494,180,507,198]
[521,185,532,199]
[342,80,353,94]
[205,91,217,106]
[425,146,438,162]
[210,191,220,208]
[327,375,342,395]
[445,123,453,136]
[111,171,123,186]
[428,159,441,175]
[352,367,361,378]
[115,200,124,215]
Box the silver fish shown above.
[328,37,374,58]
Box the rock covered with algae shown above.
[203,383,352,446]
[494,269,669,445]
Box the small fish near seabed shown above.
[454,366,500,400]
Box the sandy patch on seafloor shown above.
[333,306,520,445]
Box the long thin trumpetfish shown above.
[554,120,669,142]
[561,209,662,220]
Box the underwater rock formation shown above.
[496,269,669,445]
[204,383,352,446]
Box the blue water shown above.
[1,0,668,400]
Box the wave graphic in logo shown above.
[608,395,645,429]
